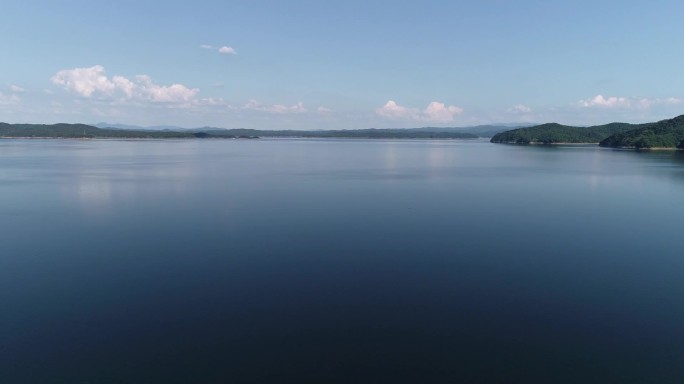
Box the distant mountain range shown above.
[94,122,526,138]
[5,117,684,148]
[0,122,522,140]
[0,123,243,139]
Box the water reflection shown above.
[1,139,684,383]
[74,174,113,211]
[56,141,199,212]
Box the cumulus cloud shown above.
[10,85,25,93]
[317,106,332,113]
[200,44,214,49]
[424,101,464,122]
[376,100,413,119]
[218,46,237,55]
[243,99,307,113]
[376,100,463,122]
[51,65,198,103]
[508,104,532,114]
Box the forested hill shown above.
[599,115,684,149]
[0,123,207,138]
[490,122,637,144]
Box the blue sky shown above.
[2,0,684,129]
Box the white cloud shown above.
[424,101,463,122]
[243,99,261,109]
[664,97,684,105]
[243,99,307,113]
[51,65,198,103]
[578,95,632,108]
[317,106,332,113]
[194,97,233,107]
[577,94,684,109]
[218,46,237,55]
[200,44,237,55]
[134,75,197,102]
[376,100,463,122]
[376,100,413,119]
[51,65,114,97]
[289,102,306,113]
[508,104,532,114]
[10,85,25,93]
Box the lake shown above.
[2,138,683,383]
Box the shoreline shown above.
[493,141,683,150]
[606,146,683,151]
[491,141,599,145]
[0,136,482,141]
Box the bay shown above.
[1,138,684,383]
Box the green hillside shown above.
[0,123,200,139]
[599,115,684,149]
[490,122,636,144]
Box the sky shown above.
[2,0,684,130]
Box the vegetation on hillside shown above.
[0,123,206,139]
[491,122,637,144]
[599,115,684,149]
[11,117,684,147]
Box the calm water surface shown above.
[1,139,684,383]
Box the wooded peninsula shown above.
[490,115,684,149]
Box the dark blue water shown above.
[2,139,684,383]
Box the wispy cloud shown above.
[578,95,633,108]
[10,85,25,93]
[51,65,199,103]
[577,94,683,109]
[200,44,237,55]
[243,99,306,113]
[508,104,532,114]
[376,100,463,122]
